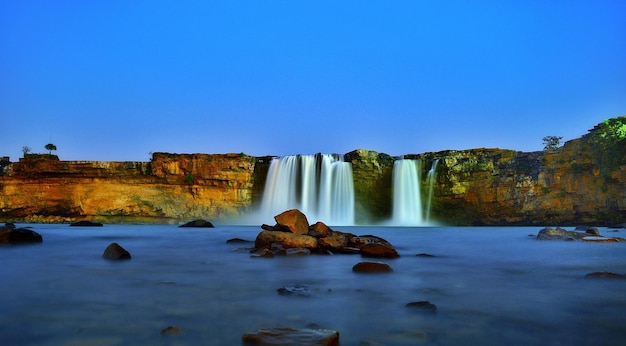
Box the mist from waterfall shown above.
[391,158,439,226]
[260,154,355,225]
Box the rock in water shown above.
[70,220,103,227]
[102,242,131,260]
[274,209,310,235]
[0,227,43,244]
[406,301,438,314]
[352,261,393,273]
[359,243,400,258]
[254,230,318,250]
[242,327,339,346]
[179,219,214,228]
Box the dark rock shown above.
[360,243,400,258]
[575,226,600,235]
[250,248,274,258]
[70,220,103,227]
[277,284,312,297]
[0,227,43,244]
[274,209,310,235]
[585,272,626,279]
[102,242,131,260]
[161,325,181,335]
[286,248,311,256]
[261,224,275,231]
[416,253,436,257]
[352,261,393,273]
[179,219,214,228]
[608,223,626,229]
[226,238,252,244]
[4,222,16,229]
[242,327,339,346]
[406,301,437,314]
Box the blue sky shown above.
[1,1,625,161]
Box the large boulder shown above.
[274,209,310,235]
[0,226,43,244]
[255,230,318,250]
[308,221,333,237]
[242,327,339,346]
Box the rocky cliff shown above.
[1,118,624,225]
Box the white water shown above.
[392,159,423,225]
[260,154,355,225]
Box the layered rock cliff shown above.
[1,118,624,225]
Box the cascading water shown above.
[392,159,423,225]
[425,159,439,223]
[260,154,355,225]
[391,158,439,226]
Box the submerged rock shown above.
[102,242,131,260]
[585,272,626,279]
[406,301,438,314]
[179,219,214,228]
[0,226,43,244]
[242,327,339,346]
[277,284,312,297]
[70,220,103,227]
[352,261,393,273]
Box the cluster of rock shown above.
[536,226,625,242]
[252,209,399,261]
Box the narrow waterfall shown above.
[392,158,439,226]
[260,154,355,225]
[425,159,439,223]
[392,159,423,225]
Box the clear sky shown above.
[1,1,625,162]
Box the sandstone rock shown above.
[0,227,43,244]
[574,226,600,235]
[318,233,349,252]
[536,227,586,240]
[102,242,131,260]
[585,272,626,279]
[254,230,318,250]
[286,248,311,256]
[250,248,274,258]
[359,243,400,258]
[179,219,214,228]
[242,327,339,346]
[352,261,393,273]
[406,301,438,314]
[70,220,103,227]
[274,209,310,235]
[348,234,393,249]
[309,221,333,237]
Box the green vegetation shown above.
[184,173,194,184]
[22,146,31,157]
[590,116,626,176]
[542,136,562,151]
[45,143,57,155]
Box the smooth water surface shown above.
[1,225,625,345]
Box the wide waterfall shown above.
[260,154,355,225]
[391,158,439,226]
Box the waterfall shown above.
[425,159,439,223]
[391,158,439,226]
[260,154,355,225]
[392,159,423,225]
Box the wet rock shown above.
[582,236,624,242]
[352,261,393,273]
[308,221,333,237]
[179,219,214,228]
[318,233,349,251]
[575,226,600,235]
[277,284,312,297]
[102,242,131,260]
[360,243,400,258]
[226,238,252,244]
[70,220,103,227]
[242,327,339,346]
[255,230,318,250]
[406,301,438,314]
[416,253,436,257]
[4,222,16,229]
[348,235,393,249]
[274,209,310,235]
[250,248,275,258]
[585,272,626,279]
[286,248,311,256]
[161,325,181,335]
[0,226,43,244]
[537,227,587,240]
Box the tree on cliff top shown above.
[45,143,57,155]
[542,136,563,151]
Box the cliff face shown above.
[1,120,624,225]
[0,153,257,223]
